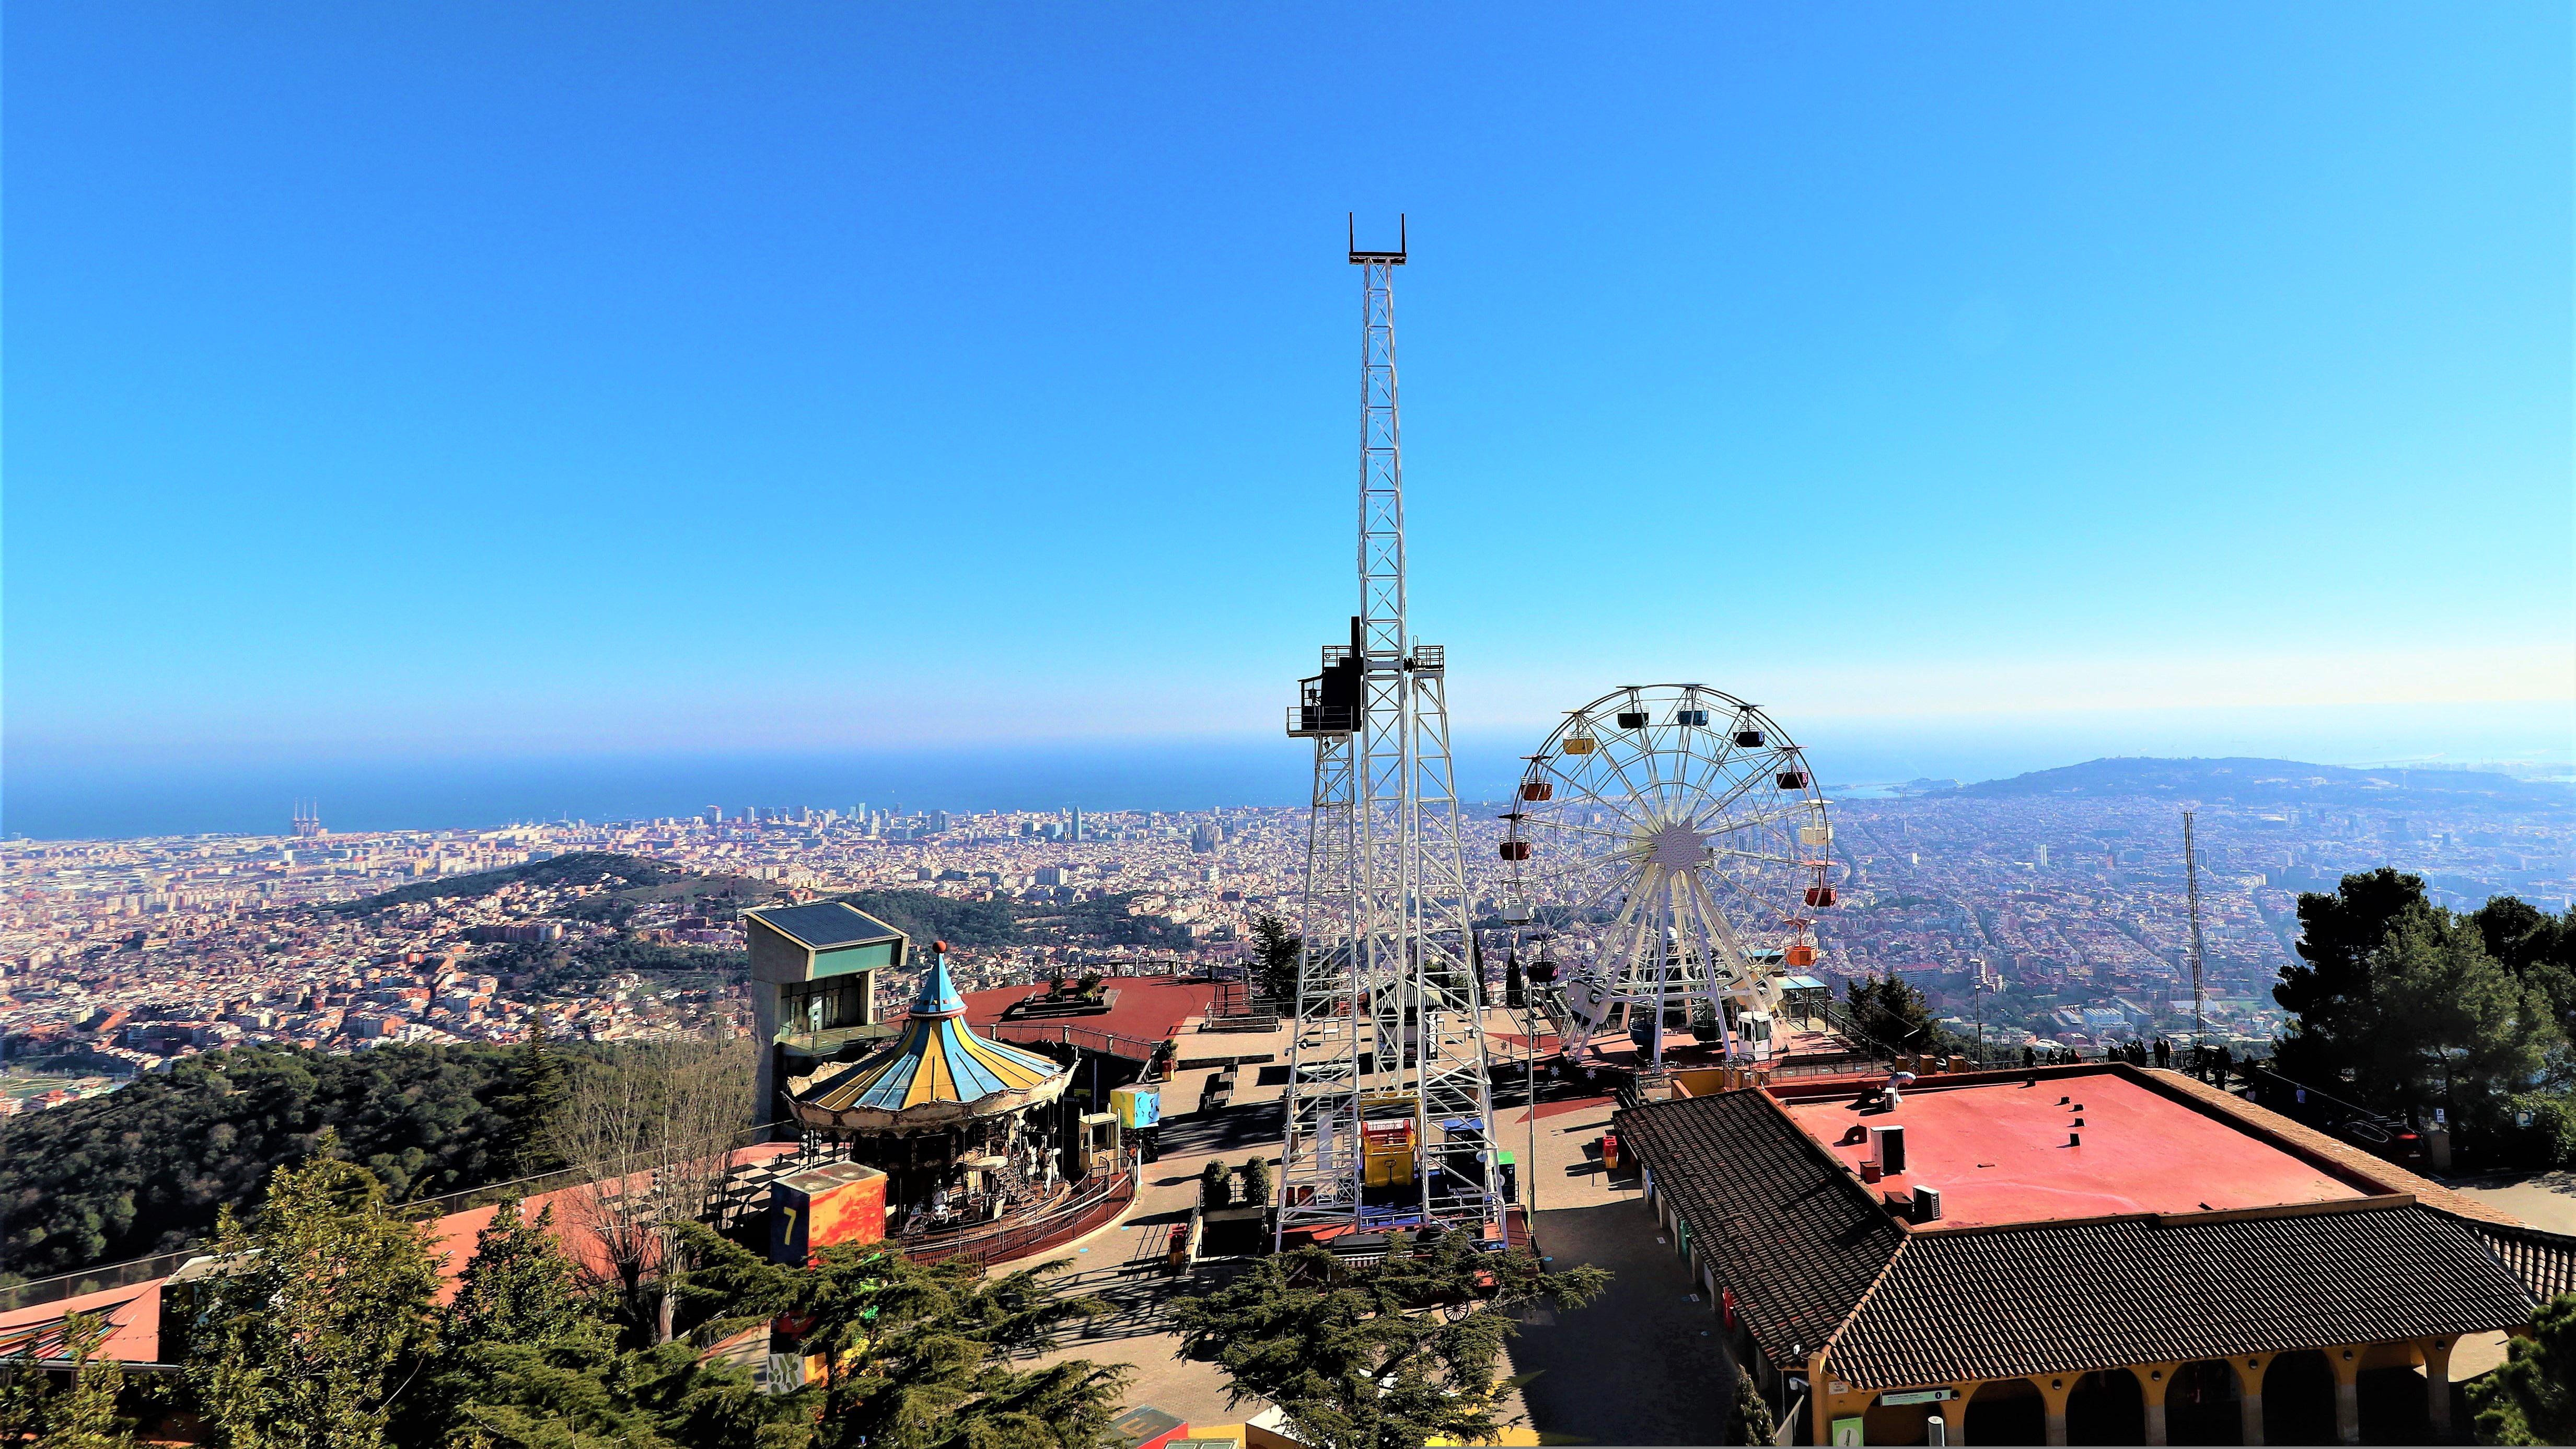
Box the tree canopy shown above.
[1171,1233,1609,1449]
[0,1038,573,1283]
[1249,914,1301,1009]
[2273,873,2574,1167]
[2473,1290,2576,1446]
[675,1224,1130,1449]
[1841,974,1955,1059]
[188,1132,444,1449]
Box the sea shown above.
[8,702,2567,840]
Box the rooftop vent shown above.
[1868,1123,1908,1175]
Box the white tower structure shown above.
[1281,218,1500,1246]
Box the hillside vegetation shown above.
[336,852,770,926]
[0,1039,572,1283]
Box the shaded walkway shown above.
[1507,1199,1740,1445]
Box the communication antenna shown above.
[2183,809,2207,1060]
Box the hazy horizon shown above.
[10,698,2567,840]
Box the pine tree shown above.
[492,1031,571,1178]
[189,1130,441,1449]
[1249,915,1303,1010]
[2473,1290,2576,1446]
[672,1225,1130,1449]
[1173,1232,1610,1449]
[442,1195,584,1351]
[1727,1365,1776,1446]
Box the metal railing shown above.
[1286,703,1356,737]
[984,1020,1163,1062]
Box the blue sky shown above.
[8,5,2571,802]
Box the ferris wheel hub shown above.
[1644,820,1710,871]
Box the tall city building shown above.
[1069,806,1083,843]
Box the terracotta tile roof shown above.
[2474,1221,2576,1303]
[2140,1069,2522,1227]
[1614,1090,1903,1369]
[1620,1076,2550,1390]
[1827,1200,2537,1389]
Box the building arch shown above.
[2064,1367,2145,1445]
[2165,1359,2242,1445]
[2261,1349,2337,1446]
[1965,1377,2047,1446]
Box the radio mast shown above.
[1280,217,1499,1247]
[2183,809,2207,1061]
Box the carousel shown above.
[785,941,1075,1235]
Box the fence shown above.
[984,1020,1164,1062]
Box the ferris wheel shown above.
[1500,685,1835,1065]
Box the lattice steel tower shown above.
[1280,217,1500,1247]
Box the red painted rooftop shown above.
[961,975,1216,1054]
[1774,1068,2369,1228]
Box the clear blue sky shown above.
[8,5,2571,798]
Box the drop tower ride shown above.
[1279,219,1502,1248]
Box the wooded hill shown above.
[0,1039,572,1284]
[335,852,772,926]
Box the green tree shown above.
[443,1196,585,1352]
[1201,1161,1234,1210]
[2273,868,2429,1086]
[0,1040,602,1283]
[1726,1365,1776,1446]
[2361,911,2567,1156]
[412,1199,799,1449]
[1239,1156,1272,1207]
[1250,915,1302,1010]
[1171,1232,1610,1449]
[674,1226,1129,1449]
[2474,896,2576,1050]
[189,1132,442,1449]
[0,1312,134,1449]
[488,1035,572,1179]
[1842,975,1951,1058]
[2473,1290,2576,1445]
[2271,876,2572,1162]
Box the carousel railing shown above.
[899,1153,1139,1268]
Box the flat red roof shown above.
[961,975,1215,1057]
[1775,1068,2369,1228]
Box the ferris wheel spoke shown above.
[1606,870,1662,990]
[1528,819,1638,846]
[1593,745,1667,827]
[1534,757,1652,831]
[1681,868,1757,987]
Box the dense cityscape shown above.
[6,756,2566,1116]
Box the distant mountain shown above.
[1948,757,2572,812]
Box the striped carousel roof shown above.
[799,948,1065,1116]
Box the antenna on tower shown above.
[2183,809,2207,1065]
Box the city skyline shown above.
[7,5,2569,783]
